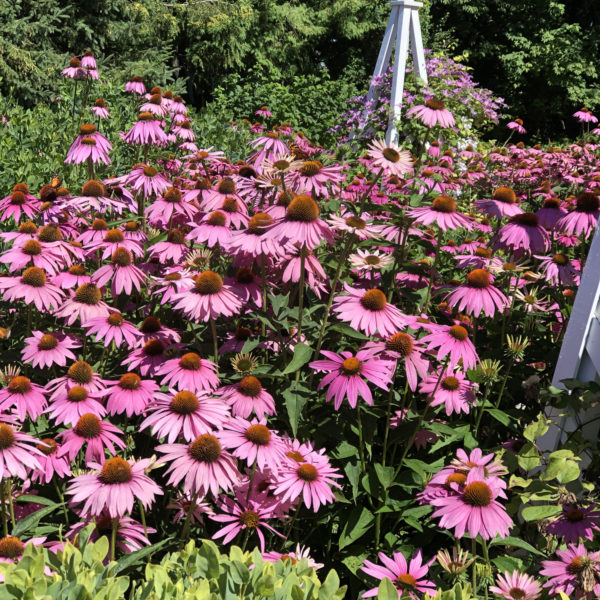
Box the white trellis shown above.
[538,223,600,462]
[360,0,428,146]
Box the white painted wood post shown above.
[358,0,428,145]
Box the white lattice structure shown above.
[360,0,428,146]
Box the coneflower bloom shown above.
[155,352,219,393]
[507,119,527,134]
[62,57,86,79]
[492,213,550,254]
[90,98,110,119]
[157,433,239,496]
[83,313,140,348]
[211,496,283,552]
[21,331,79,368]
[364,332,429,391]
[92,247,146,295]
[360,549,436,599]
[140,93,168,117]
[546,504,600,543]
[217,376,275,419]
[327,213,381,240]
[100,373,159,418]
[0,376,47,421]
[227,267,263,307]
[220,418,286,471]
[31,439,71,484]
[127,164,170,198]
[140,390,229,443]
[227,213,281,257]
[573,107,598,123]
[445,269,509,317]
[420,324,479,370]
[172,270,242,322]
[262,545,323,570]
[54,283,111,325]
[66,457,162,518]
[53,265,92,289]
[535,197,566,230]
[272,454,341,511]
[291,160,342,197]
[0,423,44,479]
[366,138,414,177]
[419,369,477,416]
[540,543,600,599]
[125,76,146,95]
[65,124,112,165]
[474,187,524,220]
[0,184,40,223]
[248,131,290,164]
[349,249,395,272]
[0,238,63,274]
[536,253,579,287]
[87,228,144,260]
[66,180,127,216]
[172,120,195,141]
[407,98,456,128]
[46,360,105,401]
[428,467,513,539]
[332,284,408,337]
[309,350,394,409]
[489,571,541,600]
[134,316,180,347]
[45,385,107,426]
[122,112,168,146]
[150,228,190,263]
[187,211,233,248]
[121,338,178,376]
[0,267,64,312]
[556,192,600,238]
[265,195,334,249]
[146,187,197,226]
[58,413,125,465]
[407,196,472,231]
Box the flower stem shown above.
[473,382,492,438]
[209,317,219,364]
[0,480,7,537]
[7,481,15,530]
[54,478,70,526]
[358,167,384,212]
[138,499,147,538]
[421,227,444,312]
[87,156,95,181]
[296,245,307,343]
[110,517,118,561]
[179,492,198,549]
[471,538,478,596]
[356,404,367,475]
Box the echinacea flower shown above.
[407,98,455,128]
[349,249,395,272]
[556,192,600,238]
[0,423,44,480]
[262,545,323,570]
[54,283,111,326]
[407,196,472,231]
[92,247,146,296]
[65,124,112,165]
[489,571,541,600]
[573,107,598,123]
[90,98,110,119]
[45,385,107,426]
[474,187,524,220]
[445,269,509,317]
[0,375,48,421]
[419,369,477,416]
[309,350,394,410]
[217,376,276,419]
[0,267,64,312]
[157,433,240,496]
[66,457,162,518]
[420,324,479,371]
[155,352,219,393]
[0,238,63,274]
[21,331,80,369]
[125,76,146,95]
[366,138,414,177]
[360,549,436,599]
[122,112,168,146]
[546,504,600,543]
[492,213,549,254]
[507,119,527,134]
[0,184,40,223]
[83,313,140,348]
[140,390,230,443]
[332,284,408,337]
[100,373,159,418]
[62,57,86,79]
[31,438,71,484]
[128,164,171,198]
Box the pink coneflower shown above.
[573,107,598,123]
[150,229,190,263]
[92,247,146,296]
[407,195,472,231]
[272,455,342,511]
[90,98,110,119]
[220,418,286,471]
[0,267,64,312]
[125,76,146,95]
[62,57,86,79]
[128,164,171,198]
[489,571,541,600]
[332,284,408,337]
[363,332,429,391]
[309,350,394,409]
[83,313,140,348]
[58,413,125,465]
[407,98,455,128]
[46,360,105,401]
[290,160,342,197]
[167,492,214,524]
[21,331,80,369]
[445,269,509,317]
[556,192,600,238]
[0,184,40,223]
[87,228,144,260]
[146,187,197,227]
[66,457,162,518]
[248,131,290,164]
[493,213,549,254]
[122,112,168,146]
[535,197,566,230]
[474,187,524,220]
[227,213,281,257]
[66,180,129,216]
[172,270,243,322]
[262,545,323,570]
[52,264,93,289]
[265,195,334,250]
[428,467,513,539]
[507,119,527,134]
[349,249,395,273]
[0,238,63,274]
[361,549,435,599]
[327,213,382,240]
[217,376,275,419]
[536,253,579,287]
[187,211,233,248]
[31,438,71,484]
[0,423,44,480]
[366,138,413,177]
[140,93,169,117]
[155,352,219,393]
[419,369,477,416]
[420,324,479,370]
[45,386,106,426]
[140,390,229,443]
[157,433,240,496]
[54,283,111,325]
[100,373,159,418]
[211,496,283,552]
[546,504,600,543]
[255,106,272,118]
[65,124,112,165]
[540,543,600,599]
[121,338,177,376]
[227,267,263,307]
[134,315,180,347]
[0,375,47,421]
[172,120,195,141]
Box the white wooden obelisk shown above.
[361,0,428,146]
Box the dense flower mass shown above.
[0,50,598,600]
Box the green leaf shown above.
[517,442,541,471]
[318,570,340,599]
[338,507,374,550]
[489,536,546,556]
[282,342,312,374]
[113,538,171,574]
[521,504,562,522]
[12,503,59,537]
[523,416,549,441]
[486,408,511,426]
[283,383,310,437]
[376,577,398,600]
[329,323,368,340]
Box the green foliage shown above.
[0,532,346,600]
